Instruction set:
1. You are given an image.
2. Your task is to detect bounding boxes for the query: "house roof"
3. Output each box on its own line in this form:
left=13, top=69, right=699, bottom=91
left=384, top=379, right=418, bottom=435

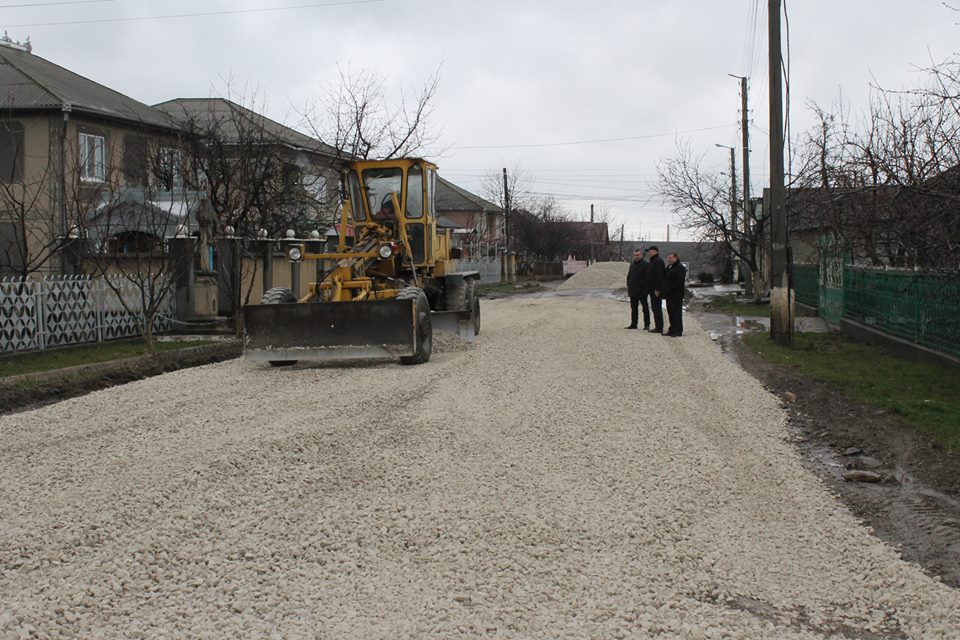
left=154, top=98, right=340, bottom=159
left=0, top=45, right=176, bottom=130
left=436, top=176, right=503, bottom=215
left=563, top=220, right=610, bottom=244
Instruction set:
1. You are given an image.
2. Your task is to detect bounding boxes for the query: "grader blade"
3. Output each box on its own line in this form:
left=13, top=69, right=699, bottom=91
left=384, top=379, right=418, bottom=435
left=430, top=310, right=476, bottom=343
left=243, top=299, right=417, bottom=363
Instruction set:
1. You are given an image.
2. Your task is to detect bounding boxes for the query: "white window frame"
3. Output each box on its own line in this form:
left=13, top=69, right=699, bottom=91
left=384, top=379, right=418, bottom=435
left=158, top=146, right=183, bottom=192
left=79, top=132, right=106, bottom=182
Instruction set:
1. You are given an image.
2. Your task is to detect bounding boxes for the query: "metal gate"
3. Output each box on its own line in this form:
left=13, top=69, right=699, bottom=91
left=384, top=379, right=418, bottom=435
left=818, top=235, right=846, bottom=324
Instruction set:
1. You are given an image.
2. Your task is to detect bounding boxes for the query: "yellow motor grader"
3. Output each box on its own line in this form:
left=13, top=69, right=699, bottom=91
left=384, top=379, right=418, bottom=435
left=242, top=158, right=480, bottom=366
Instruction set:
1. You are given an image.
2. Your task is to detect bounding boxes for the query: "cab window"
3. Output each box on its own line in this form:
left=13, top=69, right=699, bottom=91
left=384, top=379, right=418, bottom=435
left=406, top=164, right=424, bottom=219
left=347, top=170, right=366, bottom=221
left=362, top=167, right=403, bottom=220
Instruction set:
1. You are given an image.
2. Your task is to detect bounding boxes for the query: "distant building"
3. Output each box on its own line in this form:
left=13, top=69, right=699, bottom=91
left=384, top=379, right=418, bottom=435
left=435, top=176, right=504, bottom=257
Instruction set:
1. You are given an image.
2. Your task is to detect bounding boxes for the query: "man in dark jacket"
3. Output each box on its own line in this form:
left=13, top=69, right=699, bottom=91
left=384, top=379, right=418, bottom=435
left=625, top=247, right=649, bottom=329
left=661, top=251, right=687, bottom=337
left=645, top=246, right=666, bottom=333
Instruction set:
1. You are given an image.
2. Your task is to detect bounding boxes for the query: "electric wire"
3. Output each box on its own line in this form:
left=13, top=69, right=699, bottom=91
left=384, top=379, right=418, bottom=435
left=0, top=0, right=385, bottom=28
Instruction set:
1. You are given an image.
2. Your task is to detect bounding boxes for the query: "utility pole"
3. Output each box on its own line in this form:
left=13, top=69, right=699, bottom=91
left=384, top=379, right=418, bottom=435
left=619, top=224, right=625, bottom=260
left=768, top=0, right=792, bottom=345
left=590, top=203, right=595, bottom=264
left=715, top=143, right=739, bottom=283
left=502, top=167, right=512, bottom=282
left=734, top=74, right=753, bottom=296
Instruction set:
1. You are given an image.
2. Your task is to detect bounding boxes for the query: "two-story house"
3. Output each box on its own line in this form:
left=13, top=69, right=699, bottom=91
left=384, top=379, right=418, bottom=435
left=0, top=36, right=188, bottom=277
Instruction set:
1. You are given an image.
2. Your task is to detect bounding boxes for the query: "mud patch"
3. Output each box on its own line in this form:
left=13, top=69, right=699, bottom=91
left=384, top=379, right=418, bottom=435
left=733, top=337, right=960, bottom=588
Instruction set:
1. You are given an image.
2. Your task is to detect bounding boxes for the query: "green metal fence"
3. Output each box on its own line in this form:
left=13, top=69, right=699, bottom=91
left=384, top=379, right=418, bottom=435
left=792, top=264, right=820, bottom=308
left=843, top=268, right=960, bottom=358
left=790, top=261, right=960, bottom=358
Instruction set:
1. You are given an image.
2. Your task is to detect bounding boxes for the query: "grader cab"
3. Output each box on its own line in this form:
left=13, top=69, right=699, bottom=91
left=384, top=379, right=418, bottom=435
left=242, top=158, right=481, bottom=366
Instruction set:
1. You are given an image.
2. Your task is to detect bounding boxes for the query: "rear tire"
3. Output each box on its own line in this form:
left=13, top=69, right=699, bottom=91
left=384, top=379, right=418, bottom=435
left=444, top=278, right=468, bottom=312
left=465, top=278, right=481, bottom=335
left=397, top=287, right=432, bottom=365
left=260, top=287, right=298, bottom=367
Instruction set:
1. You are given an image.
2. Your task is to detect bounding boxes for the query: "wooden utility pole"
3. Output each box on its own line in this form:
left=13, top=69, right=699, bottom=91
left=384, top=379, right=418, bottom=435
left=727, top=146, right=739, bottom=282
left=740, top=76, right=753, bottom=294
left=590, top=203, right=595, bottom=264
left=717, top=143, right=739, bottom=282
left=502, top=168, right=510, bottom=254
left=768, top=0, right=792, bottom=345
left=619, top=224, right=625, bottom=260
left=502, top=167, right=512, bottom=282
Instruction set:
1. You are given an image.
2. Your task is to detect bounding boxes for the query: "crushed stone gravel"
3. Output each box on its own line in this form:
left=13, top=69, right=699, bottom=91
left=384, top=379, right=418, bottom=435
left=1, top=295, right=958, bottom=639
left=557, top=261, right=629, bottom=290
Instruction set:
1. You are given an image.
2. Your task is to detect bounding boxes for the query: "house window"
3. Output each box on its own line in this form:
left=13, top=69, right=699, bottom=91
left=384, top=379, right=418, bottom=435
left=0, top=121, right=24, bottom=183
left=79, top=133, right=106, bottom=182
left=302, top=173, right=327, bottom=202
left=157, top=147, right=183, bottom=192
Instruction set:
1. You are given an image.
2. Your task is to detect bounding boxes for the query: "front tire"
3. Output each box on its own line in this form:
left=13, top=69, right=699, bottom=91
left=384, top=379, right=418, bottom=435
left=397, top=287, right=432, bottom=365
left=465, top=278, right=481, bottom=335
left=260, top=287, right=299, bottom=367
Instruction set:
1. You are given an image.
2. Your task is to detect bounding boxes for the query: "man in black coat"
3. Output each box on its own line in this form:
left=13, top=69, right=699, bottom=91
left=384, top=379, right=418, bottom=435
left=661, top=251, right=687, bottom=337
left=625, top=247, right=649, bottom=329
left=645, top=246, right=666, bottom=334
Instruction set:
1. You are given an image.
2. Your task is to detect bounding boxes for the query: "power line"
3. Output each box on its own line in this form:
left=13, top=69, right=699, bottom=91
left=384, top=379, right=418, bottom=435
left=0, top=0, right=112, bottom=7
left=454, top=124, right=734, bottom=150
left=0, top=0, right=385, bottom=27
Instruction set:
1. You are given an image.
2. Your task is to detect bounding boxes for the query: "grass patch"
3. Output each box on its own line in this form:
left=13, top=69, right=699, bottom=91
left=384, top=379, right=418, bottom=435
left=743, top=332, right=960, bottom=451
left=0, top=340, right=213, bottom=379
left=707, top=296, right=769, bottom=317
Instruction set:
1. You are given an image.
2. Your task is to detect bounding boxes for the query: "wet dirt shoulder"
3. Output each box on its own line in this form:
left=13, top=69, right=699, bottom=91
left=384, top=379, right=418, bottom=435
left=732, top=337, right=960, bottom=588
left=0, top=341, right=241, bottom=415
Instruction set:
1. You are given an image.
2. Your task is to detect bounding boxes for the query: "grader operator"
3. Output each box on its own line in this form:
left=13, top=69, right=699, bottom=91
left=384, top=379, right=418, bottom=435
left=242, top=158, right=481, bottom=366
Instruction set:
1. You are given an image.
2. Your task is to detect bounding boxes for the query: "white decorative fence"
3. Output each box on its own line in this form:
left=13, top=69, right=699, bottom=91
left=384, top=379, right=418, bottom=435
left=453, top=258, right=503, bottom=285
left=563, top=258, right=589, bottom=276
left=0, top=276, right=176, bottom=354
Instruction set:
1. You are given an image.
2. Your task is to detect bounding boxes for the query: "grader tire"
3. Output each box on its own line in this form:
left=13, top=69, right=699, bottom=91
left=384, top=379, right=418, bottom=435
left=465, top=278, right=481, bottom=335
left=259, top=287, right=299, bottom=367
left=445, top=278, right=468, bottom=312
left=397, top=287, right=432, bottom=365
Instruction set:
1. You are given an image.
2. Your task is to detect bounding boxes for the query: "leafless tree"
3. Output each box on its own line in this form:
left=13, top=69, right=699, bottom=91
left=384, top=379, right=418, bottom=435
left=0, top=120, right=68, bottom=280
left=656, top=140, right=769, bottom=298
left=164, top=86, right=338, bottom=320
left=71, top=146, right=193, bottom=351
left=301, top=64, right=443, bottom=161
left=793, top=59, right=960, bottom=272
left=512, top=197, right=582, bottom=271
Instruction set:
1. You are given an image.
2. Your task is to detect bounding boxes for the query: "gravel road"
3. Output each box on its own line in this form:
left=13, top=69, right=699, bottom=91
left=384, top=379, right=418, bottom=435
left=2, top=294, right=959, bottom=639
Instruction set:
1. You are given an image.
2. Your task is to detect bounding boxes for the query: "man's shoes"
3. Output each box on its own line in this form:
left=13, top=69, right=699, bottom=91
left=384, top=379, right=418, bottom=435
left=648, top=328, right=663, bottom=334
left=624, top=326, right=637, bottom=330
left=643, top=325, right=650, bottom=330
left=671, top=334, right=682, bottom=338
left=663, top=332, right=674, bottom=337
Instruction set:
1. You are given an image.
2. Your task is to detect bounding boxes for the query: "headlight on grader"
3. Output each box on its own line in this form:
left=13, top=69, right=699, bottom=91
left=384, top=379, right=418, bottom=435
left=288, top=246, right=303, bottom=262
left=378, top=244, right=394, bottom=260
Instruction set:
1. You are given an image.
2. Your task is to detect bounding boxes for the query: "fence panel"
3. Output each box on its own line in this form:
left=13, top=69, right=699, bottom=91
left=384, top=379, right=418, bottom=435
left=453, top=258, right=503, bottom=285
left=843, top=268, right=960, bottom=358
left=0, top=275, right=176, bottom=355
left=819, top=239, right=846, bottom=324
left=792, top=264, right=820, bottom=308
left=0, top=278, right=41, bottom=352
left=563, top=259, right=589, bottom=276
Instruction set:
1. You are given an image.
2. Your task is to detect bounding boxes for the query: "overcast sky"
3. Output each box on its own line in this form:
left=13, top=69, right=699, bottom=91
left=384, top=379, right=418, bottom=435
left=3, top=0, right=958, bottom=240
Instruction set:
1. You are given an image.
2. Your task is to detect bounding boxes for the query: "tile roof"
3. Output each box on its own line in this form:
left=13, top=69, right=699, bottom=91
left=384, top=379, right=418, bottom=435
left=0, top=45, right=176, bottom=130
left=154, top=98, right=340, bottom=158
left=436, top=176, right=503, bottom=214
